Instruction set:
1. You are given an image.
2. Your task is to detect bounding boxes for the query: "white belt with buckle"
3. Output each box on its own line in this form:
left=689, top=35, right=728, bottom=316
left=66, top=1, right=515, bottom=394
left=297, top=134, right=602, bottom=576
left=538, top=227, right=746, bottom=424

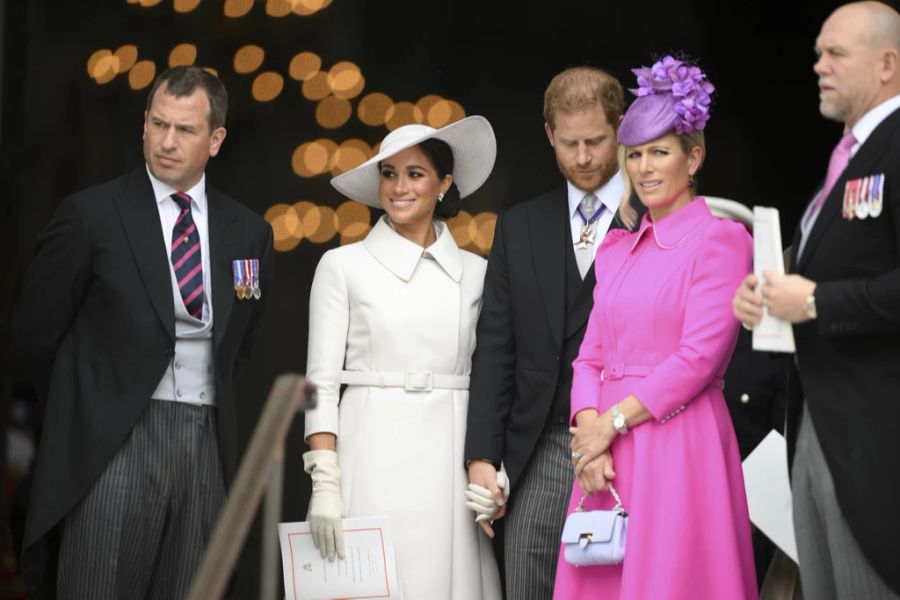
left=340, top=370, right=469, bottom=392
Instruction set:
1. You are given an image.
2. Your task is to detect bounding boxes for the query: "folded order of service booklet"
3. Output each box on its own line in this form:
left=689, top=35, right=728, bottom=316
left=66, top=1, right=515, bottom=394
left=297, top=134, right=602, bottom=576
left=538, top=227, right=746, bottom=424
left=279, top=516, right=401, bottom=600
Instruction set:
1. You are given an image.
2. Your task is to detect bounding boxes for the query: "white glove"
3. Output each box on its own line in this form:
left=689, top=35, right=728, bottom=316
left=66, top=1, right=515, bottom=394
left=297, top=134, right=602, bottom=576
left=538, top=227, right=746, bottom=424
left=465, top=469, right=510, bottom=523
left=303, top=449, right=345, bottom=561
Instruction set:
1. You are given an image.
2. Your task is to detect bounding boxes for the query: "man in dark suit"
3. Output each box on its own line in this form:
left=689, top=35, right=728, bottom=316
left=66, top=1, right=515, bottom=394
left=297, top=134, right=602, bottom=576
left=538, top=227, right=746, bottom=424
left=464, top=67, right=634, bottom=598
left=14, top=66, right=274, bottom=598
left=734, top=2, right=900, bottom=596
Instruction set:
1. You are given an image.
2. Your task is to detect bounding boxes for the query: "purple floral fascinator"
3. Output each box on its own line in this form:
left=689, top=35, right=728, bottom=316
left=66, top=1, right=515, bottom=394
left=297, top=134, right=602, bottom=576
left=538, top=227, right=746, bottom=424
left=618, top=55, right=715, bottom=146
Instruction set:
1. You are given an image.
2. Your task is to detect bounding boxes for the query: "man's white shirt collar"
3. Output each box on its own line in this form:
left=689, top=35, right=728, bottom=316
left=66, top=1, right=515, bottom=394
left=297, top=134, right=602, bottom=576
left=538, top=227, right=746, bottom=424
left=146, top=164, right=208, bottom=215
left=567, top=170, right=625, bottom=219
left=850, top=93, right=900, bottom=156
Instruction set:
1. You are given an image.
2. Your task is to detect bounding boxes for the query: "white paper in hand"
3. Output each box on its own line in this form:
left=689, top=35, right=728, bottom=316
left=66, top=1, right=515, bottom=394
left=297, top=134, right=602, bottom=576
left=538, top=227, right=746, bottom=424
left=279, top=516, right=401, bottom=600
left=752, top=206, right=796, bottom=353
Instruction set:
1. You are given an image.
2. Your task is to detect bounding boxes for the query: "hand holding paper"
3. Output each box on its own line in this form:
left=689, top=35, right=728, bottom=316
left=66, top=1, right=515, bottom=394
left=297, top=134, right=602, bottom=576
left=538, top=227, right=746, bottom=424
left=760, top=272, right=817, bottom=323
left=279, top=517, right=401, bottom=600
left=749, top=207, right=796, bottom=353
left=302, top=449, right=345, bottom=560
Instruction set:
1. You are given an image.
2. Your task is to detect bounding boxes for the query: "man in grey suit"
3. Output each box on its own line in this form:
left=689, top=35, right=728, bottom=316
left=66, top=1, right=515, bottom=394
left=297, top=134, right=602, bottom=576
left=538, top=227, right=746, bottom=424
left=465, top=67, right=635, bottom=598
left=734, top=2, right=900, bottom=597
left=15, top=66, right=273, bottom=598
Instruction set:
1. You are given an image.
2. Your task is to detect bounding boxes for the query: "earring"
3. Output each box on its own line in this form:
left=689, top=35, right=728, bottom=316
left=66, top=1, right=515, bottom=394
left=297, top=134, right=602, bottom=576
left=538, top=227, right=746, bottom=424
left=437, top=192, right=445, bottom=202
left=688, top=175, right=695, bottom=188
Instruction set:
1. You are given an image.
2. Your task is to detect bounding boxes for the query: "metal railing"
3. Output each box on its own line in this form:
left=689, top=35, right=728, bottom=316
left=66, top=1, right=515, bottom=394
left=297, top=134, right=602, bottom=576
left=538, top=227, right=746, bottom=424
left=186, top=373, right=316, bottom=600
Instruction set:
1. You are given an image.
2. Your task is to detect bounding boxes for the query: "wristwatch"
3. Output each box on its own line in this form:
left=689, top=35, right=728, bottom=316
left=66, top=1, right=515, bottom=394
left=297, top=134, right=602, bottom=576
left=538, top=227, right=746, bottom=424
left=805, top=294, right=817, bottom=320
left=611, top=404, right=629, bottom=434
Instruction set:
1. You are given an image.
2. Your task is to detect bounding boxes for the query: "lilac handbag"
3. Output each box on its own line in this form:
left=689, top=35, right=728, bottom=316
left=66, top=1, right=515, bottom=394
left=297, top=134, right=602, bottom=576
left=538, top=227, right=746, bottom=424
left=561, top=483, right=628, bottom=566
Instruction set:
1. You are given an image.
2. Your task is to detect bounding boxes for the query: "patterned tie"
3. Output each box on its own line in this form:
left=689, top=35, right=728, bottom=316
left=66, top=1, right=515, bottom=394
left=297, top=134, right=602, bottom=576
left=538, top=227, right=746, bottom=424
left=574, top=193, right=600, bottom=279
left=170, top=192, right=204, bottom=319
left=816, top=130, right=857, bottom=211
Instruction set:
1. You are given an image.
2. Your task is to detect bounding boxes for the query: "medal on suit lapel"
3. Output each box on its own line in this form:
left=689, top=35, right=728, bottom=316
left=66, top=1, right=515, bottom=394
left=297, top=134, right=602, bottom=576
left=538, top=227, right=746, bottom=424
left=842, top=180, right=854, bottom=220
left=249, top=259, right=261, bottom=299
left=869, top=173, right=884, bottom=218
left=855, top=175, right=870, bottom=220
left=233, top=259, right=246, bottom=300
left=845, top=179, right=859, bottom=221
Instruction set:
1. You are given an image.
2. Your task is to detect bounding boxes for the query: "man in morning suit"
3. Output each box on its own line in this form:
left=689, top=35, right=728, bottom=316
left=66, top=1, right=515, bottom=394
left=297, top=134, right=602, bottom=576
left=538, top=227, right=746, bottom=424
left=14, top=66, right=274, bottom=598
left=464, top=67, right=635, bottom=598
left=734, top=2, right=900, bottom=597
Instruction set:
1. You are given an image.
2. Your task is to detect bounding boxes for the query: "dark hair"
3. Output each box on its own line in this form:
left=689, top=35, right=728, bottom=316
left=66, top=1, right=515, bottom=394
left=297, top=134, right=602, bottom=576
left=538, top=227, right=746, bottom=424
left=146, top=66, right=228, bottom=130
left=416, top=138, right=461, bottom=219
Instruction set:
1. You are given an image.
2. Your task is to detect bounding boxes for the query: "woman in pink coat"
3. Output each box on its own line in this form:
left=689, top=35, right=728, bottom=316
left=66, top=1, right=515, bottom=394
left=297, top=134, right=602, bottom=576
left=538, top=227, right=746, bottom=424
left=553, top=56, right=758, bottom=600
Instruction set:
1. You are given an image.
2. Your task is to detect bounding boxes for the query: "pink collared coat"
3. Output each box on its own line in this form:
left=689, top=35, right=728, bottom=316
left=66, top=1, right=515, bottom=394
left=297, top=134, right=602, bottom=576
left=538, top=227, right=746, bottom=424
left=553, top=198, right=758, bottom=600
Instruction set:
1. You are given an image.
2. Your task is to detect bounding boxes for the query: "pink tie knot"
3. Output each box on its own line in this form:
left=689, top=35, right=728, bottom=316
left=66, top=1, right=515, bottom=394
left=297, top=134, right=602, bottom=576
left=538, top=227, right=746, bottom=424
left=837, top=130, right=857, bottom=153
left=818, top=130, right=858, bottom=207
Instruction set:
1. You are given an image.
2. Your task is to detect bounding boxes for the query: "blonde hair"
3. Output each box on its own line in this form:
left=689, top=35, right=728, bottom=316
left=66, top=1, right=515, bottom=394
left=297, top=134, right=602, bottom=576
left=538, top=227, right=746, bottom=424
left=543, top=67, right=625, bottom=129
left=617, top=129, right=706, bottom=228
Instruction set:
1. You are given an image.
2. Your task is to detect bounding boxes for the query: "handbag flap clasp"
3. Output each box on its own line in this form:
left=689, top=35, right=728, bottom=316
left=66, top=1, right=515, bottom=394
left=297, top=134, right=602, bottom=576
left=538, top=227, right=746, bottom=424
left=561, top=510, right=620, bottom=544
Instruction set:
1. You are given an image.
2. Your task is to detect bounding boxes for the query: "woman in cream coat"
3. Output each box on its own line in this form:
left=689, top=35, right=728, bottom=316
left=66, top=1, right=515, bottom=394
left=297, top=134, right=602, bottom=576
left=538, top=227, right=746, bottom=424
left=302, top=116, right=502, bottom=599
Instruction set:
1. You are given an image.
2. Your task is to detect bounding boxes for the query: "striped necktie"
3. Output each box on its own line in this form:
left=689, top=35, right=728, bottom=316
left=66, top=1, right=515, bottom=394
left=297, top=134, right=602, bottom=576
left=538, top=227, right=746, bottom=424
left=170, top=192, right=204, bottom=319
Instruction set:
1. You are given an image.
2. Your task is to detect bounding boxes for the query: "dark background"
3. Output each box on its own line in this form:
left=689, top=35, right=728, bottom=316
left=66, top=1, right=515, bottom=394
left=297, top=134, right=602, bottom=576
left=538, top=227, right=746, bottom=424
left=0, top=0, right=876, bottom=596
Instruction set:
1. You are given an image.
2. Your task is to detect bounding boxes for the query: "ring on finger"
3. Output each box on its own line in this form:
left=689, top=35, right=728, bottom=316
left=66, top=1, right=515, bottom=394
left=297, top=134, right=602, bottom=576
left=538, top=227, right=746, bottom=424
left=572, top=450, right=582, bottom=461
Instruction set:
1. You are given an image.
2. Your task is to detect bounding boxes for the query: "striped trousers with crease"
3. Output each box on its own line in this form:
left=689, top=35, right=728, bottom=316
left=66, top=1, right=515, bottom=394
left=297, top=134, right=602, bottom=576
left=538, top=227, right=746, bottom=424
left=57, top=400, right=226, bottom=600
left=504, top=422, right=574, bottom=600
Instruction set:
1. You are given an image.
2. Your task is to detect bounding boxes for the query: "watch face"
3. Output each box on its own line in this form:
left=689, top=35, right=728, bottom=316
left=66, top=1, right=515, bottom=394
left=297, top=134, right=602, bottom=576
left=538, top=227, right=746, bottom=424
left=613, top=414, right=626, bottom=429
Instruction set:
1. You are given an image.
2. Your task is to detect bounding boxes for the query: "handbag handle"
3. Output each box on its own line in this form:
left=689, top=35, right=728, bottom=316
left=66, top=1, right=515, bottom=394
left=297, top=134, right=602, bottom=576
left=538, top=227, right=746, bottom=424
left=575, top=483, right=626, bottom=515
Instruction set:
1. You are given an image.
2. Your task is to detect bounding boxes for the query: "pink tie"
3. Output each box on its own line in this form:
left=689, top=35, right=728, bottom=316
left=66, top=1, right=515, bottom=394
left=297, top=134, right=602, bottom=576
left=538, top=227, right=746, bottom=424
left=816, top=131, right=857, bottom=209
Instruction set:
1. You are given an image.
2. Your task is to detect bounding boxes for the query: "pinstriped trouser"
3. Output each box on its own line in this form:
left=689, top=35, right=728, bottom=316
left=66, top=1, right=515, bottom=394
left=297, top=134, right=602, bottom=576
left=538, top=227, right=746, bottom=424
left=792, top=405, right=899, bottom=600
left=504, top=422, right=574, bottom=600
left=57, top=400, right=226, bottom=600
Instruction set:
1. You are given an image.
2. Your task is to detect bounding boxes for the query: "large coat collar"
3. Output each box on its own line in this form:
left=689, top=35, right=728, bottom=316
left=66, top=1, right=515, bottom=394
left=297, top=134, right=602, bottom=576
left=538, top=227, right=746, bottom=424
left=794, top=105, right=900, bottom=271
left=630, top=196, right=712, bottom=252
left=363, top=215, right=463, bottom=282
left=113, top=167, right=238, bottom=347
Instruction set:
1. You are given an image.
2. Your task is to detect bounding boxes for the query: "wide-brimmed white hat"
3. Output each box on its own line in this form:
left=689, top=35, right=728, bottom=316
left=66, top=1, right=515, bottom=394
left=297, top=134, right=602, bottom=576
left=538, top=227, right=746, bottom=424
left=331, top=115, right=497, bottom=208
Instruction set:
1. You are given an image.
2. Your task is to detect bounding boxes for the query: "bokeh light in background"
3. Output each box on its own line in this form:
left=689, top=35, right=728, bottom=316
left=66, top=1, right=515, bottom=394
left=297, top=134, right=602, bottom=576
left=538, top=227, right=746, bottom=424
left=288, top=52, right=321, bottom=81
left=385, top=101, right=421, bottom=131
left=327, top=62, right=364, bottom=100
left=332, top=139, right=371, bottom=175
left=234, top=45, right=265, bottom=74
left=357, top=93, right=393, bottom=126
left=292, top=0, right=333, bottom=16
left=252, top=72, right=284, bottom=102
left=292, top=139, right=338, bottom=178
left=94, top=1, right=493, bottom=254
left=114, top=45, right=138, bottom=72
left=224, top=0, right=254, bottom=17
left=129, top=60, right=156, bottom=89
left=168, top=43, right=197, bottom=67
left=301, top=71, right=331, bottom=101
left=174, top=0, right=202, bottom=12
left=315, top=96, right=352, bottom=129
left=446, top=211, right=497, bottom=255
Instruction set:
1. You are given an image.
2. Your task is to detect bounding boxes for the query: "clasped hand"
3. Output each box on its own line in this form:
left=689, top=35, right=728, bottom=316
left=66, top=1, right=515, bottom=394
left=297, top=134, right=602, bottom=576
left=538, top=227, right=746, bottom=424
left=576, top=451, right=616, bottom=495
left=465, top=460, right=509, bottom=539
left=733, top=271, right=816, bottom=326
left=570, top=409, right=616, bottom=476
